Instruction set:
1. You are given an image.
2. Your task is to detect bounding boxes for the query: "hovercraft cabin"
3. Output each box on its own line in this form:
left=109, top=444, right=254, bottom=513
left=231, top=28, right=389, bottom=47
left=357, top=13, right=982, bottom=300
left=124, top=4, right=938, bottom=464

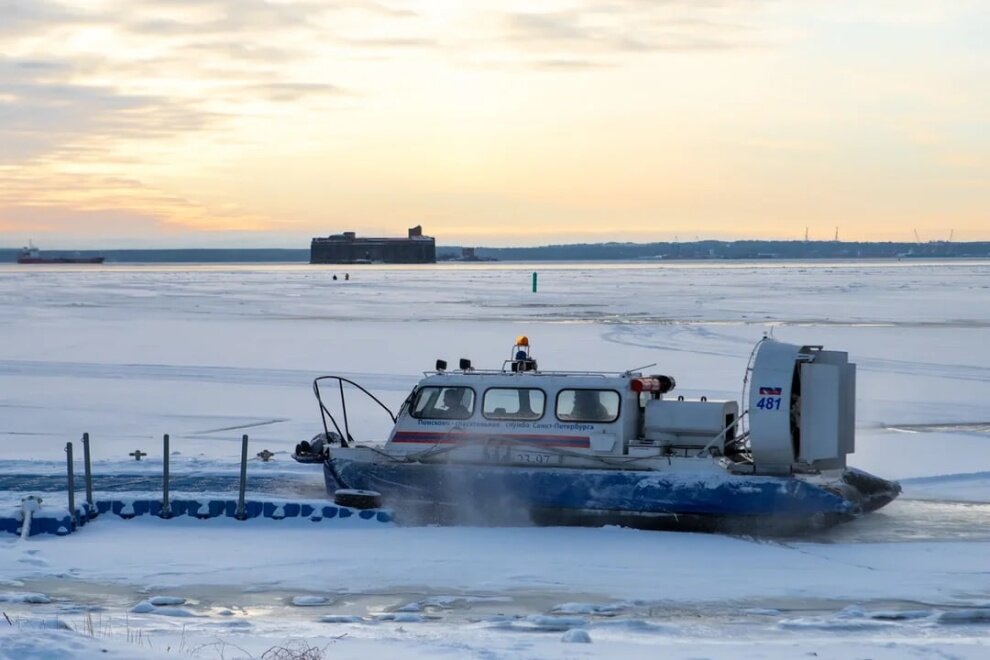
left=310, top=226, right=436, bottom=264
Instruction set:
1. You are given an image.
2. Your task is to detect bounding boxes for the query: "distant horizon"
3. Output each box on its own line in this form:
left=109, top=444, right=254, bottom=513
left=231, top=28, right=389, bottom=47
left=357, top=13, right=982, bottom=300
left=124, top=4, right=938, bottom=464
left=3, top=239, right=989, bottom=265
left=3, top=236, right=988, bottom=253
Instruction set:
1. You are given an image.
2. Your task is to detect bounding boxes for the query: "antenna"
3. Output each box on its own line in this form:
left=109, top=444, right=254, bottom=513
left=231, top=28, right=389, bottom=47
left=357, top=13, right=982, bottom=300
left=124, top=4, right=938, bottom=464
left=913, top=229, right=922, bottom=244
left=948, top=229, right=954, bottom=242
left=834, top=226, right=839, bottom=242
left=804, top=227, right=809, bottom=242
left=622, top=362, right=657, bottom=377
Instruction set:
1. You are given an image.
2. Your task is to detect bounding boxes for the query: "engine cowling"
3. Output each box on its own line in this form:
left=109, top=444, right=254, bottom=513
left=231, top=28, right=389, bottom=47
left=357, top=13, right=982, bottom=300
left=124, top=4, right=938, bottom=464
left=748, top=340, right=856, bottom=474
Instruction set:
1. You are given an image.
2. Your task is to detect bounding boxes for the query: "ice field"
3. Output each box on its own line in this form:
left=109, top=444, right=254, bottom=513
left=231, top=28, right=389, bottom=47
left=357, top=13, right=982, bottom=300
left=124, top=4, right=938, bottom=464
left=1, top=260, right=990, bottom=658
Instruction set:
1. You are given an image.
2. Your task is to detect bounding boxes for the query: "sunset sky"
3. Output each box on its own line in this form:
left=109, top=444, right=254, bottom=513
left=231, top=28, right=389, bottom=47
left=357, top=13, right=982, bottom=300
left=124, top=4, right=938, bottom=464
left=1, top=0, right=987, bottom=247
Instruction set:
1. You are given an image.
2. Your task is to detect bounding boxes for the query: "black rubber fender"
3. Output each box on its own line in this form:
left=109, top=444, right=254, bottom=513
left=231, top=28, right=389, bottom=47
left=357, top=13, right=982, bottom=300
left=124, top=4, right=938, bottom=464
left=333, top=489, right=382, bottom=510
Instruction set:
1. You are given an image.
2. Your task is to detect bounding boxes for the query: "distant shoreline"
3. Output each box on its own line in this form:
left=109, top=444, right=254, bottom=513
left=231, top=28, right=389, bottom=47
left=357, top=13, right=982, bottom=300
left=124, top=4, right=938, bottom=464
left=1, top=240, right=988, bottom=263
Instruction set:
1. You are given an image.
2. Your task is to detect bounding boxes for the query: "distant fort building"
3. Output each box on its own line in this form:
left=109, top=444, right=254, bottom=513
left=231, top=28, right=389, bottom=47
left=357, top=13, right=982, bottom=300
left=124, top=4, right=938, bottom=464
left=310, top=226, right=436, bottom=264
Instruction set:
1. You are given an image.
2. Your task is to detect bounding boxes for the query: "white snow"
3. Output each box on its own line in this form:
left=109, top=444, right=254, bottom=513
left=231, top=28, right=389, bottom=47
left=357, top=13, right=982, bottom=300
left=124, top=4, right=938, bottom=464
left=291, top=595, right=331, bottom=607
left=0, top=592, right=51, bottom=604
left=1, top=260, right=990, bottom=658
left=561, top=628, right=593, bottom=643
left=319, top=614, right=365, bottom=623
left=128, top=600, right=198, bottom=617
left=147, top=596, right=186, bottom=606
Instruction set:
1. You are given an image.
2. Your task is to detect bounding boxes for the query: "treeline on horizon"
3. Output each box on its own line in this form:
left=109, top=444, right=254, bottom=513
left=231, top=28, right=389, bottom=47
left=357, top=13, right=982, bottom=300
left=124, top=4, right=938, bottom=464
left=453, top=239, right=990, bottom=261
left=2, top=240, right=989, bottom=263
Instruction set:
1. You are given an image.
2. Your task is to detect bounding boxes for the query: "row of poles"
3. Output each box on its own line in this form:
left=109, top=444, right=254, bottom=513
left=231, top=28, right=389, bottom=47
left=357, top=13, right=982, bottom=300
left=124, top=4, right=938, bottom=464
left=63, top=433, right=252, bottom=531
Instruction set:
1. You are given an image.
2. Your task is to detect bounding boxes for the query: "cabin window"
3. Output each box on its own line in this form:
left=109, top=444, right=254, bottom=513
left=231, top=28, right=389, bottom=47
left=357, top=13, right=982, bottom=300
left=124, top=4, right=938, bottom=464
left=482, top=388, right=546, bottom=421
left=556, top=389, right=621, bottom=423
left=409, top=386, right=475, bottom=420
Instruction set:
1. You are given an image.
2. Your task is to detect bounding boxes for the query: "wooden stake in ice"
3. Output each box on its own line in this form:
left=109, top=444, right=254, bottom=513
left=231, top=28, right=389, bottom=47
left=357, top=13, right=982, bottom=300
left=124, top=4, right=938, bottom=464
left=236, top=434, right=248, bottom=520
left=65, top=442, right=76, bottom=531
left=162, top=434, right=171, bottom=519
left=20, top=496, right=42, bottom=540
left=82, top=432, right=94, bottom=512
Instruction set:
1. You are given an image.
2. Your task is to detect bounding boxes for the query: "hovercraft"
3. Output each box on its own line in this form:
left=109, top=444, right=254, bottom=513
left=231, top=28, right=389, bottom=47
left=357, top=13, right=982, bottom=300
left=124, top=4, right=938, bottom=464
left=293, top=337, right=900, bottom=533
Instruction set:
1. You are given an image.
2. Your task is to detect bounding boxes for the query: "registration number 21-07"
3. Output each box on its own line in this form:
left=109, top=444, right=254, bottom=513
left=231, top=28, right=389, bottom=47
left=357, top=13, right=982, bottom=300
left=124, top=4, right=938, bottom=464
left=515, top=452, right=553, bottom=465
left=756, top=397, right=782, bottom=411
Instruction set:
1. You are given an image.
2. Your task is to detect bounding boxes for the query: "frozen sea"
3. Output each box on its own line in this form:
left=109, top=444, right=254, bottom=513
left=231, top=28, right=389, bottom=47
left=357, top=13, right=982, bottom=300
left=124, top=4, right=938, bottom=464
left=1, top=260, right=989, bottom=658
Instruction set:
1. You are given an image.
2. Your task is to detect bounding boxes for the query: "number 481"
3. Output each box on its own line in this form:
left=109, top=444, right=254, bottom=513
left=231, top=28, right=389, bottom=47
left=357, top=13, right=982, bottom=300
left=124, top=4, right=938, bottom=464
left=756, top=397, right=782, bottom=410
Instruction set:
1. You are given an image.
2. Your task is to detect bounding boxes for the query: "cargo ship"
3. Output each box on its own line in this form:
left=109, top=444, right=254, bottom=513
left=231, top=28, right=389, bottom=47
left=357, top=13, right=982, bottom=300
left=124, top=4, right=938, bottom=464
left=16, top=244, right=105, bottom=264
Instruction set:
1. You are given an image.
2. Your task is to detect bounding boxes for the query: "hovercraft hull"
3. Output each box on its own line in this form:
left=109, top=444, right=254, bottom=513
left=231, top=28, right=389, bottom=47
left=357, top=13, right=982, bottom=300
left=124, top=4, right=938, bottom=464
left=324, top=457, right=900, bottom=534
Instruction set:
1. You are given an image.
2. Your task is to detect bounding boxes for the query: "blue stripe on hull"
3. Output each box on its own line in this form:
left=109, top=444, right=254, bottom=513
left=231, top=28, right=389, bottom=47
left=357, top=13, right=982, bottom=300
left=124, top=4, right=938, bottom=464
left=325, top=459, right=857, bottom=522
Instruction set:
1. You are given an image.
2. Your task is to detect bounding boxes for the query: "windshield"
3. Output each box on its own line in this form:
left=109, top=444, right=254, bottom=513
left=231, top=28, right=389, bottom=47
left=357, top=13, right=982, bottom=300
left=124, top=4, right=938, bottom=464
left=410, top=386, right=476, bottom=420
left=483, top=388, right=545, bottom=420
left=556, top=389, right=621, bottom=423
